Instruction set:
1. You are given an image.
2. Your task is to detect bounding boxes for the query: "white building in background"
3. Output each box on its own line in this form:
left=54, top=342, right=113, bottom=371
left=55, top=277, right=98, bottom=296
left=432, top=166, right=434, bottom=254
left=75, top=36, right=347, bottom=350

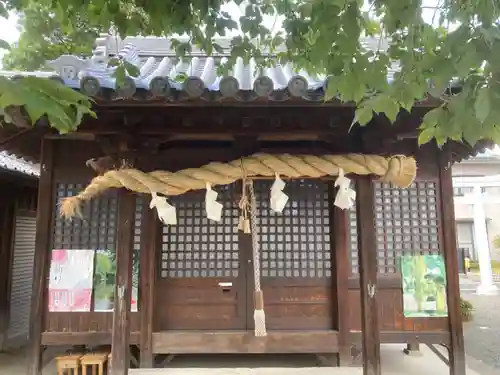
left=453, top=150, right=500, bottom=295
left=453, top=150, right=500, bottom=263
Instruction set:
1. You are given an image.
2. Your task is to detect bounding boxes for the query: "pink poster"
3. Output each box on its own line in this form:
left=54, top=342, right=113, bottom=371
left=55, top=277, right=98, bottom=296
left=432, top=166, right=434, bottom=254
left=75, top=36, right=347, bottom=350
left=48, top=249, right=95, bottom=312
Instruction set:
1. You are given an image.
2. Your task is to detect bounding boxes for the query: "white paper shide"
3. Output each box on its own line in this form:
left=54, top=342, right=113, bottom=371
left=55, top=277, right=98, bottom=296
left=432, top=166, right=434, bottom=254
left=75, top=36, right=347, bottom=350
left=270, top=174, right=289, bottom=213
left=205, top=183, right=223, bottom=222
left=334, top=168, right=356, bottom=210
left=150, top=191, right=177, bottom=225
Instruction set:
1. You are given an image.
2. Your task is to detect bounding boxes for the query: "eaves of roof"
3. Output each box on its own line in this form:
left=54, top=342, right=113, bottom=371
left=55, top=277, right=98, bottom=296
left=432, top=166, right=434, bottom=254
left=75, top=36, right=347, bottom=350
left=0, top=151, right=40, bottom=177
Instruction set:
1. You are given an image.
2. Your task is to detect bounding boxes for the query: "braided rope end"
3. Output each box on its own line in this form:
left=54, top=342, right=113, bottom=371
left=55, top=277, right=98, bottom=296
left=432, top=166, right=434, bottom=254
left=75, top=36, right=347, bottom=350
left=383, top=155, right=417, bottom=188
left=59, top=196, right=84, bottom=220
left=254, top=309, right=267, bottom=337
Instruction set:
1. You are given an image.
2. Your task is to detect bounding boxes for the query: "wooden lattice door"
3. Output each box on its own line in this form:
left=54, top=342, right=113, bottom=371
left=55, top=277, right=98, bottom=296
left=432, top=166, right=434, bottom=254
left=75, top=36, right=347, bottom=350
left=155, top=184, right=245, bottom=330
left=254, top=179, right=333, bottom=330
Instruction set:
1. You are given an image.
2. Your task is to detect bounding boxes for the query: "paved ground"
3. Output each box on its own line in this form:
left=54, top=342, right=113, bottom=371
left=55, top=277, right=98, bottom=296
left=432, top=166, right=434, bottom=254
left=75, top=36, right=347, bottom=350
left=460, top=275, right=500, bottom=373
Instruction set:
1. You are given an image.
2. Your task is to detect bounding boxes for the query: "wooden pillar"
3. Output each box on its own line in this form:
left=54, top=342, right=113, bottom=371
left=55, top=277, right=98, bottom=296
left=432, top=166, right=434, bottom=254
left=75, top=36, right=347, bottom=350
left=139, top=201, right=158, bottom=368
left=232, top=136, right=258, bottom=331
left=355, top=177, right=381, bottom=375
left=0, top=202, right=14, bottom=350
left=330, top=184, right=351, bottom=366
left=111, top=190, right=136, bottom=375
left=438, top=151, right=466, bottom=375
left=26, top=138, right=55, bottom=375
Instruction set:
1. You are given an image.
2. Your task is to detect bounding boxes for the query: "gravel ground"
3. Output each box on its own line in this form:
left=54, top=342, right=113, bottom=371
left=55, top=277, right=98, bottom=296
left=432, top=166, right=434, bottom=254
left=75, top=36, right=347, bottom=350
left=462, top=292, right=500, bottom=371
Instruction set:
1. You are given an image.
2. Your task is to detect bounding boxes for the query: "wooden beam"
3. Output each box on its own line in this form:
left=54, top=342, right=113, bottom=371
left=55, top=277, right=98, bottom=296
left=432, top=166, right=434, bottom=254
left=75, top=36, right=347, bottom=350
left=151, top=331, right=340, bottom=354
left=26, top=138, right=55, bottom=375
left=110, top=190, right=136, bottom=375
left=331, top=198, right=351, bottom=366
left=355, top=177, right=381, bottom=375
left=438, top=150, right=466, bottom=375
left=139, top=200, right=158, bottom=368
left=41, top=332, right=141, bottom=346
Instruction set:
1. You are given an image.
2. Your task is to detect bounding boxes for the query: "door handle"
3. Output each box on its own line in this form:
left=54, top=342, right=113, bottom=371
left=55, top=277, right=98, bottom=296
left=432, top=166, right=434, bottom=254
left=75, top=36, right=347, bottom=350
left=218, top=281, right=232, bottom=293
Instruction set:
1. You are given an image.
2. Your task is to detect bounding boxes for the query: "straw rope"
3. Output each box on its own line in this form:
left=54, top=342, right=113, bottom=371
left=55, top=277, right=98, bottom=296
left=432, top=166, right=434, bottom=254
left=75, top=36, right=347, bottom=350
left=60, top=153, right=417, bottom=219
left=248, top=180, right=267, bottom=336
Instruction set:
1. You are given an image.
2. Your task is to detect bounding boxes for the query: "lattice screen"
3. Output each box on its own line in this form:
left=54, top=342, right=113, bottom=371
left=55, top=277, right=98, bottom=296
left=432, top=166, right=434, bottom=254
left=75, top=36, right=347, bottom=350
left=348, top=208, right=359, bottom=274
left=254, top=179, right=331, bottom=278
left=160, top=184, right=240, bottom=278
left=132, top=196, right=142, bottom=310
left=133, top=196, right=143, bottom=253
left=52, top=183, right=118, bottom=250
left=348, top=181, right=441, bottom=274
left=374, top=181, right=440, bottom=273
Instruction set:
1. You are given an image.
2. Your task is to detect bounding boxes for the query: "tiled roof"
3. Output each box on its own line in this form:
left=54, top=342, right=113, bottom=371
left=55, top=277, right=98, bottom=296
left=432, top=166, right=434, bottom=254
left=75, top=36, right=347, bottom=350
left=0, top=151, right=40, bottom=176
left=0, top=35, right=410, bottom=102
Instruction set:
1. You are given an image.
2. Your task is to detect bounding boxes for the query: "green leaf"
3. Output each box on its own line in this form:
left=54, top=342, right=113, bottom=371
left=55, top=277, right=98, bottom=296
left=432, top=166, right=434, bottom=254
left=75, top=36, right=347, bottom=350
left=124, top=61, right=140, bottom=78
left=0, top=39, right=10, bottom=50
left=421, top=107, right=443, bottom=129
left=113, top=65, right=127, bottom=87
left=354, top=106, right=374, bottom=126
left=474, top=87, right=491, bottom=123
left=418, top=128, right=436, bottom=146
left=324, top=77, right=338, bottom=101
left=371, top=95, right=399, bottom=122
left=108, top=58, right=121, bottom=67
left=0, top=2, right=7, bottom=18
left=174, top=73, right=188, bottom=82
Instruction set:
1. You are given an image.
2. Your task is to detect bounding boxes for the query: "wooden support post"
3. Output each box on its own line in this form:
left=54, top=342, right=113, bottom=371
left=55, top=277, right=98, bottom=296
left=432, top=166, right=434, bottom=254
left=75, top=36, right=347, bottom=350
left=232, top=136, right=259, bottom=331
left=355, top=177, right=381, bottom=375
left=26, top=138, right=55, bottom=375
left=438, top=151, right=466, bottom=375
left=330, top=184, right=351, bottom=366
left=0, top=203, right=14, bottom=350
left=110, top=190, right=136, bottom=375
left=403, top=342, right=421, bottom=356
left=139, top=202, right=158, bottom=368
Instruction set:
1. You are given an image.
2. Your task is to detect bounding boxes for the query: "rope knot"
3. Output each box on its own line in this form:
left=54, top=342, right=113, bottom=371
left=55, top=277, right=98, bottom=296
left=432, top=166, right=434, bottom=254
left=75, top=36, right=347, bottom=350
left=381, top=155, right=417, bottom=188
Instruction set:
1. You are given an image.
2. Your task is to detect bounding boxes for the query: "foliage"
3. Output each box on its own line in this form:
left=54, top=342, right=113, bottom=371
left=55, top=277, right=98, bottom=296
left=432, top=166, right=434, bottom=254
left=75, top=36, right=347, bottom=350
left=3, top=0, right=500, bottom=145
left=2, top=2, right=101, bottom=71
left=0, top=75, right=95, bottom=132
left=469, top=259, right=500, bottom=272
left=493, top=235, right=500, bottom=252
left=460, top=297, right=473, bottom=320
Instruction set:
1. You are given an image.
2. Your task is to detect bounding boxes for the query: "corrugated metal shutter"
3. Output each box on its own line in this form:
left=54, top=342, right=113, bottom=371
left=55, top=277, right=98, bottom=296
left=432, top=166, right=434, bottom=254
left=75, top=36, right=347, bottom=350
left=5, top=214, right=36, bottom=348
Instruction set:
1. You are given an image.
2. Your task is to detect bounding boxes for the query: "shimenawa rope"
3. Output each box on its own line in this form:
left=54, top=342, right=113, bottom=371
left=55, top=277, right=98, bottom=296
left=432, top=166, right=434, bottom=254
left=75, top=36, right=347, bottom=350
left=59, top=153, right=416, bottom=219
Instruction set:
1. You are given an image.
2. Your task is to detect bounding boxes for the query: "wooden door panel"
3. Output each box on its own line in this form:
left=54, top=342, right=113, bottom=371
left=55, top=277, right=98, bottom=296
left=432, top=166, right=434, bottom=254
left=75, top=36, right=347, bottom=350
left=156, top=278, right=243, bottom=330
left=155, top=185, right=245, bottom=330
left=255, top=180, right=335, bottom=331
left=262, top=280, right=332, bottom=330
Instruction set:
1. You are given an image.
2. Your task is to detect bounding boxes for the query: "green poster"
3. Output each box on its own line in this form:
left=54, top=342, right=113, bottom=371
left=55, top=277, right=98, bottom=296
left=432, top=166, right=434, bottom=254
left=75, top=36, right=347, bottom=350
left=400, top=254, right=448, bottom=318
left=93, top=249, right=139, bottom=312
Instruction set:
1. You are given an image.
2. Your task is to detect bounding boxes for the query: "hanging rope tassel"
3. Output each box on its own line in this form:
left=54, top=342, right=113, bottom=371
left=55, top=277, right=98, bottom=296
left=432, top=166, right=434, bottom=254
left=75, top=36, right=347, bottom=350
left=238, top=163, right=251, bottom=234
left=248, top=180, right=267, bottom=337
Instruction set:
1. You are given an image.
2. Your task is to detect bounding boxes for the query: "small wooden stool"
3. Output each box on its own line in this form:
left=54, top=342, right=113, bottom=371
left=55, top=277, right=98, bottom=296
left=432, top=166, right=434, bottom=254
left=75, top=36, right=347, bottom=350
left=55, top=354, right=83, bottom=375
left=80, top=352, right=108, bottom=375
